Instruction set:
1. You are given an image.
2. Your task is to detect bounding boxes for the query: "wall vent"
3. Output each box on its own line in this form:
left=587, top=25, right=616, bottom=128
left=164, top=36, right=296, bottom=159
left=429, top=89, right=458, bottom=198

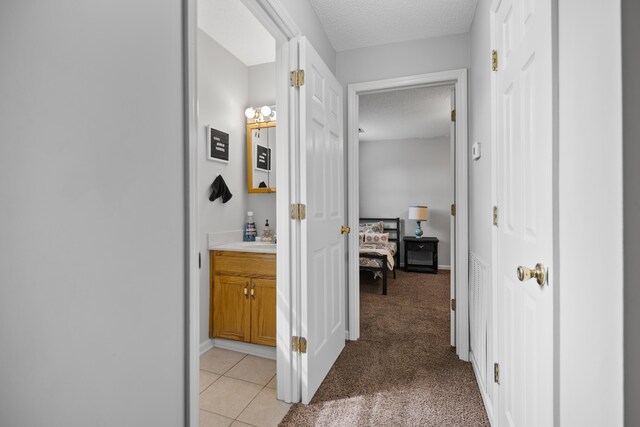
left=469, top=252, right=489, bottom=389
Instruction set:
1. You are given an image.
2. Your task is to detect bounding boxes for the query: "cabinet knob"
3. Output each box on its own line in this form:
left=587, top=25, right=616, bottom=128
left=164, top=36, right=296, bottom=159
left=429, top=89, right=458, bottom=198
left=244, top=282, right=249, bottom=298
left=251, top=282, right=256, bottom=299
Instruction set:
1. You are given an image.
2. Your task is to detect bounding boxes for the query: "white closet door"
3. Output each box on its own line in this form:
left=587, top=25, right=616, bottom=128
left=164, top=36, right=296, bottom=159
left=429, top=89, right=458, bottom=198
left=493, top=0, right=554, bottom=425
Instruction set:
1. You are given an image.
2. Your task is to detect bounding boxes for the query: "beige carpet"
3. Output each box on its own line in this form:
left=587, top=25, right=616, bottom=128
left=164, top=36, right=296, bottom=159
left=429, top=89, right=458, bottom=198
left=280, top=269, right=490, bottom=426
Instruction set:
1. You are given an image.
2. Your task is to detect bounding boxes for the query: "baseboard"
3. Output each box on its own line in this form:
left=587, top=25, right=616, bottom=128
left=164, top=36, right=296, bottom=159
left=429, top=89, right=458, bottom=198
left=200, top=339, right=215, bottom=355
left=201, top=338, right=276, bottom=360
left=470, top=350, right=494, bottom=426
left=398, top=263, right=451, bottom=270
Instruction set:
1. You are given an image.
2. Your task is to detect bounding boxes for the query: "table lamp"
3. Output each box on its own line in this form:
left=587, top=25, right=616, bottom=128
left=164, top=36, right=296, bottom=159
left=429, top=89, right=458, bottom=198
left=408, top=206, right=428, bottom=238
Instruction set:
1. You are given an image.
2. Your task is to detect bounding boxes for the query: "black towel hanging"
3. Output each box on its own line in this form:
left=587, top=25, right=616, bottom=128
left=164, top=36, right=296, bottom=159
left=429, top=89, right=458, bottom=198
left=209, top=175, right=233, bottom=203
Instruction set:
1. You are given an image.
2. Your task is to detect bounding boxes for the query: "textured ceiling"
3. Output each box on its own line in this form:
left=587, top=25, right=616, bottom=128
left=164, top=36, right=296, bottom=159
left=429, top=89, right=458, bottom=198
left=359, top=85, right=452, bottom=142
left=198, top=0, right=275, bottom=66
left=308, top=0, right=478, bottom=52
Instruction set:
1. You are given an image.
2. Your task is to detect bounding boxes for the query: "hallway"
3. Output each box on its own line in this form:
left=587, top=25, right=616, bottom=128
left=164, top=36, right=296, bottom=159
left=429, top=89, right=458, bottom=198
left=281, top=270, right=489, bottom=426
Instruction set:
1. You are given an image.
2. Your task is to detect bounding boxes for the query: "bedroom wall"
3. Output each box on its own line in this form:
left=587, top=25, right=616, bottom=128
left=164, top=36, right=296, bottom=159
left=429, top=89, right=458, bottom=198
left=198, top=29, right=249, bottom=345
left=359, top=137, right=452, bottom=267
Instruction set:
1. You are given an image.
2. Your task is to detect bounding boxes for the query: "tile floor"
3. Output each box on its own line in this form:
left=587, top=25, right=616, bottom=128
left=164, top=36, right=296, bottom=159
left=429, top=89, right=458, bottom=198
left=199, top=348, right=290, bottom=427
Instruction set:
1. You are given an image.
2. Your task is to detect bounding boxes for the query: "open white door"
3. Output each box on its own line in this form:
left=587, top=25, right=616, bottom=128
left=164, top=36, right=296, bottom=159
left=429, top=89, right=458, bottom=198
left=449, top=87, right=456, bottom=347
left=493, top=0, right=554, bottom=425
left=297, top=36, right=346, bottom=404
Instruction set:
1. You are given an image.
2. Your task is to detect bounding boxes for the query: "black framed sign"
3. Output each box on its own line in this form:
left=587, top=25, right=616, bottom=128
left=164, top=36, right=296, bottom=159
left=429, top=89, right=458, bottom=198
left=207, top=126, right=229, bottom=163
left=255, top=144, right=271, bottom=171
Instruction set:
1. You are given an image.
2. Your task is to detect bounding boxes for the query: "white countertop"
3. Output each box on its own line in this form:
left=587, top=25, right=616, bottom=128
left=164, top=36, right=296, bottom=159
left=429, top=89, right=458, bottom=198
left=209, top=241, right=277, bottom=254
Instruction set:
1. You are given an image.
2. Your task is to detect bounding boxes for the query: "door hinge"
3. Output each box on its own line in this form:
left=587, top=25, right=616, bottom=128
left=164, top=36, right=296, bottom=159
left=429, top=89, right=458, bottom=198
left=492, top=50, right=498, bottom=72
left=451, top=109, right=456, bottom=122
left=290, top=203, right=306, bottom=220
left=451, top=204, right=456, bottom=216
left=292, top=336, right=307, bottom=353
left=493, top=206, right=499, bottom=226
left=494, top=362, right=500, bottom=384
left=290, top=69, right=305, bottom=87
left=451, top=298, right=456, bottom=311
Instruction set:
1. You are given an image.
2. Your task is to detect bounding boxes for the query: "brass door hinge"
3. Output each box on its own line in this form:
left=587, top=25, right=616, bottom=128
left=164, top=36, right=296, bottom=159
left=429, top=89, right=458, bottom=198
left=451, top=109, right=456, bottom=122
left=492, top=50, right=498, bottom=72
left=494, top=362, right=500, bottom=384
left=292, top=336, right=307, bottom=353
left=493, top=206, right=499, bottom=226
left=451, top=299, right=456, bottom=311
left=290, top=203, right=306, bottom=220
left=451, top=204, right=456, bottom=216
left=290, top=69, right=305, bottom=87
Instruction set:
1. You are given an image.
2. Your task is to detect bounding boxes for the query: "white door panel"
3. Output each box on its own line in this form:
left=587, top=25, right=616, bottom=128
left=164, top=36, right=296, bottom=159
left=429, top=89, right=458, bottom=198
left=298, top=36, right=345, bottom=404
left=494, top=0, right=554, bottom=425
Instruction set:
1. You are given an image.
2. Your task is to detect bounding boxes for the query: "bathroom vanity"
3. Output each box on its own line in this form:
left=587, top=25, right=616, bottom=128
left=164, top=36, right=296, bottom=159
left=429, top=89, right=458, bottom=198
left=209, top=243, right=276, bottom=347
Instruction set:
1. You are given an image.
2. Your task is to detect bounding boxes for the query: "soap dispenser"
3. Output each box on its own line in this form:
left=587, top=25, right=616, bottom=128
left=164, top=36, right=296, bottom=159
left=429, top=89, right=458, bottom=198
left=262, top=219, right=273, bottom=243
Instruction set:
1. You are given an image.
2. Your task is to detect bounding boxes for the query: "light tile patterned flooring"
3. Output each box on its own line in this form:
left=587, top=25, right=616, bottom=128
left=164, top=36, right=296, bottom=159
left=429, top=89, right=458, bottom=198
left=200, top=348, right=290, bottom=427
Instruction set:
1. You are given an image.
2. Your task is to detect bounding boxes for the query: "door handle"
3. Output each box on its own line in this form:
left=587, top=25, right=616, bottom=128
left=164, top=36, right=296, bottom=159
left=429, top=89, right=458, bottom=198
left=251, top=281, right=256, bottom=299
left=244, top=281, right=249, bottom=298
left=341, top=225, right=351, bottom=235
left=517, top=263, right=547, bottom=286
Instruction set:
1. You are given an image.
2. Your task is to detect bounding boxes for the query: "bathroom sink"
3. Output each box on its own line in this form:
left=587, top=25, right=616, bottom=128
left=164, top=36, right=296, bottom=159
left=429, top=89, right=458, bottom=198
left=238, top=241, right=275, bottom=246
left=210, top=241, right=276, bottom=253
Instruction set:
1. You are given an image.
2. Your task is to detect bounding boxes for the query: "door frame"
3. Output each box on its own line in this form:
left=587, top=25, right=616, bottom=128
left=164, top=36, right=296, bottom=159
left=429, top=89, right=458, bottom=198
left=346, top=69, right=470, bottom=361
left=184, top=2, right=304, bottom=425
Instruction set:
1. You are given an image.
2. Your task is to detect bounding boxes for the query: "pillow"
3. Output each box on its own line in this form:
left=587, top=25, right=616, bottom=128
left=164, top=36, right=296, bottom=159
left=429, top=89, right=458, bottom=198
left=359, top=221, right=385, bottom=234
left=363, top=232, right=389, bottom=244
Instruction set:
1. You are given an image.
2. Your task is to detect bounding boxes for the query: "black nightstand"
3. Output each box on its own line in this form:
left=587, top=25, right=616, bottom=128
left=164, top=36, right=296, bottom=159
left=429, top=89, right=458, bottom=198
left=403, top=236, right=439, bottom=274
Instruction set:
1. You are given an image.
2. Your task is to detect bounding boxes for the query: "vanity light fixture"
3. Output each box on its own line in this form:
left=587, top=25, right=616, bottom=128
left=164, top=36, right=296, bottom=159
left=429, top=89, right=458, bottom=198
left=245, top=105, right=275, bottom=123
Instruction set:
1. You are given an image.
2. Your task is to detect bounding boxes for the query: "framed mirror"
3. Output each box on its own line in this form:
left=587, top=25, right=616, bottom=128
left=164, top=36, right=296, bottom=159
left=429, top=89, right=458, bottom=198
left=247, top=121, right=276, bottom=193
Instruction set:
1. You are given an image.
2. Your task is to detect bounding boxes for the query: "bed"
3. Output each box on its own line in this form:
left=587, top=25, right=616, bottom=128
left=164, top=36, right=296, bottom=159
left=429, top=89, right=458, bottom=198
left=359, top=217, right=401, bottom=295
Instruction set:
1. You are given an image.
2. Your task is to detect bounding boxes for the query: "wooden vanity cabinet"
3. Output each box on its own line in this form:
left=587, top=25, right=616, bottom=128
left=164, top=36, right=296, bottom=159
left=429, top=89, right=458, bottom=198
left=210, top=251, right=276, bottom=347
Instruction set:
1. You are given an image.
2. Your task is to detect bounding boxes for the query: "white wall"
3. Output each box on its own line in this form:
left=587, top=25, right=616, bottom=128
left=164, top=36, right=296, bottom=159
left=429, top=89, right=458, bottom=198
left=0, top=1, right=185, bottom=426
left=622, top=0, right=639, bottom=424
left=198, top=29, right=249, bottom=344
left=468, top=0, right=493, bottom=274
left=336, top=33, right=469, bottom=86
left=467, top=0, right=494, bottom=418
left=359, top=138, right=452, bottom=267
left=247, top=62, right=277, bottom=233
left=558, top=1, right=624, bottom=425
left=277, top=0, right=336, bottom=72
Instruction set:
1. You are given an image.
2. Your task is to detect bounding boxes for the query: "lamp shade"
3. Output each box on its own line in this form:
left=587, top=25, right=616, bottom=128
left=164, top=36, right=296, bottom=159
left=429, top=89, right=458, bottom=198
left=408, top=206, right=428, bottom=221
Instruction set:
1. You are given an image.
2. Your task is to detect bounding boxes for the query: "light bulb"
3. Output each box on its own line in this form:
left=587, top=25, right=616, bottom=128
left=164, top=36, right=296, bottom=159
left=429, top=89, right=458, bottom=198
left=244, top=107, right=256, bottom=119
left=260, top=105, right=272, bottom=117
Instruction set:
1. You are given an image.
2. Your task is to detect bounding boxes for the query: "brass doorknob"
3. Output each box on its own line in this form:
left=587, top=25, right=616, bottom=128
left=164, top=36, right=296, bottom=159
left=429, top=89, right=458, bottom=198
left=516, top=263, right=547, bottom=286
left=341, top=225, right=351, bottom=234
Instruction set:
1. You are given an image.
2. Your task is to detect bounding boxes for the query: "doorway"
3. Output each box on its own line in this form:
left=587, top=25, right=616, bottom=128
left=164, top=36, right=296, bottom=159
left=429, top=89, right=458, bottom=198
left=346, top=70, right=470, bottom=361
left=185, top=0, right=301, bottom=425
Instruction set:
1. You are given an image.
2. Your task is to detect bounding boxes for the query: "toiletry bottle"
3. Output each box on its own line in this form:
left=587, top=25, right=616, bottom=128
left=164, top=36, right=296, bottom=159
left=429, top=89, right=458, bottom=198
left=262, top=219, right=273, bottom=243
left=244, top=211, right=257, bottom=242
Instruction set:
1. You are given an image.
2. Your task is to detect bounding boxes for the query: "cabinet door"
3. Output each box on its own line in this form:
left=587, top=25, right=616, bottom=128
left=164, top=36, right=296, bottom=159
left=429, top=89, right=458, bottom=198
left=250, top=278, right=276, bottom=347
left=213, top=275, right=251, bottom=342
